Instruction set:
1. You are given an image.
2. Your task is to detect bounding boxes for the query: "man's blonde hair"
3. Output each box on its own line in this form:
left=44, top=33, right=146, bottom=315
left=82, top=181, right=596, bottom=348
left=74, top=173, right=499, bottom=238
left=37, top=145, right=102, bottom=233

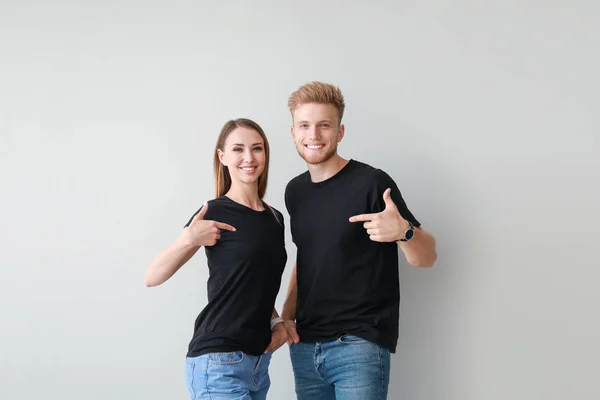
left=288, top=81, right=345, bottom=124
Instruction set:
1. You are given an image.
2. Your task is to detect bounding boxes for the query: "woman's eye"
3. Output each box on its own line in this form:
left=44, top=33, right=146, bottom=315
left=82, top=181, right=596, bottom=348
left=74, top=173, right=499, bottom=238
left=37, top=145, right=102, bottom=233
left=253, top=146, right=263, bottom=151
left=233, top=147, right=242, bottom=152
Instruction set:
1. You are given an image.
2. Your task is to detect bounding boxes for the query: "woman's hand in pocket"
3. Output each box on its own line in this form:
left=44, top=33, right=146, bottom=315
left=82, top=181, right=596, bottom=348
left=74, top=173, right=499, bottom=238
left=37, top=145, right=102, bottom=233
left=264, top=322, right=290, bottom=353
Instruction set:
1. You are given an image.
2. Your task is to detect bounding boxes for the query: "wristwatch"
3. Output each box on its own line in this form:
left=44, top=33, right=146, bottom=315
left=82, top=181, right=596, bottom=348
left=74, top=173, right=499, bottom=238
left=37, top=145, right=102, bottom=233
left=399, top=221, right=415, bottom=242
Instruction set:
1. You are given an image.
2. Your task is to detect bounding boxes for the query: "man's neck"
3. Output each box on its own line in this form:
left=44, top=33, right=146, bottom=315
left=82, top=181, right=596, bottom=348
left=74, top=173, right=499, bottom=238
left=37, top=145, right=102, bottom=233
left=307, top=154, right=349, bottom=183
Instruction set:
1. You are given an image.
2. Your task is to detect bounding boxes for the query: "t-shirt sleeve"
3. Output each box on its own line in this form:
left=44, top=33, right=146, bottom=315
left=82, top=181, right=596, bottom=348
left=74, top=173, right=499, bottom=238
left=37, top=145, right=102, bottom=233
left=183, top=203, right=207, bottom=228
left=373, top=170, right=421, bottom=228
left=284, top=182, right=296, bottom=244
left=284, top=182, right=293, bottom=215
left=275, top=208, right=285, bottom=230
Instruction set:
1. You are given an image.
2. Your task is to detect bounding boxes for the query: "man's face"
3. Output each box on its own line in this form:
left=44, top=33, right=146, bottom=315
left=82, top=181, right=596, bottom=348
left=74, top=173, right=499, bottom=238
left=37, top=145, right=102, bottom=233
left=291, top=103, right=345, bottom=165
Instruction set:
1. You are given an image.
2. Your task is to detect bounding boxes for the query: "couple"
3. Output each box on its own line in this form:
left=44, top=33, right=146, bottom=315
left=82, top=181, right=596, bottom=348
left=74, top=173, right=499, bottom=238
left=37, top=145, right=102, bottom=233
left=145, top=81, right=437, bottom=400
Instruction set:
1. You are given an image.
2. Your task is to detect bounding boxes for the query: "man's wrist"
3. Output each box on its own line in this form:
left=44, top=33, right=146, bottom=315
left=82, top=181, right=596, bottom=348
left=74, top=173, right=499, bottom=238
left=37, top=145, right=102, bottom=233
left=397, top=220, right=415, bottom=243
left=281, top=313, right=295, bottom=321
left=281, top=307, right=295, bottom=321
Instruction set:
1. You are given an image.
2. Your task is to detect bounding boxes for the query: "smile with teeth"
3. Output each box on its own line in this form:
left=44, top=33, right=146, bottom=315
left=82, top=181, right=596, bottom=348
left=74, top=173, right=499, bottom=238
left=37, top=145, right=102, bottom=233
left=305, top=144, right=324, bottom=150
left=240, top=166, right=257, bottom=172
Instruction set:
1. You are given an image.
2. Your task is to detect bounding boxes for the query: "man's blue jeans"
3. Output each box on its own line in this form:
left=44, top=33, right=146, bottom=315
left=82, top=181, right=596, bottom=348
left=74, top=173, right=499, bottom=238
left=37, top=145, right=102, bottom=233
left=185, top=351, right=272, bottom=400
left=289, top=334, right=391, bottom=400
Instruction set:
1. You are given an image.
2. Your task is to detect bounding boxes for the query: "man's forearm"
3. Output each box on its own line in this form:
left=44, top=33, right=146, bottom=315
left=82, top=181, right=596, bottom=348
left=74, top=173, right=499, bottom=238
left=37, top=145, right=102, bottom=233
left=281, top=264, right=297, bottom=320
left=398, top=228, right=437, bottom=268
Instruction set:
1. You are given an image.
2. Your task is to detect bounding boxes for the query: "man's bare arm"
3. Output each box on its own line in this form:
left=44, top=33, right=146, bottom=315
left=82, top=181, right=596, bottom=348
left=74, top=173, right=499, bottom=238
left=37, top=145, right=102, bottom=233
left=281, top=264, right=300, bottom=344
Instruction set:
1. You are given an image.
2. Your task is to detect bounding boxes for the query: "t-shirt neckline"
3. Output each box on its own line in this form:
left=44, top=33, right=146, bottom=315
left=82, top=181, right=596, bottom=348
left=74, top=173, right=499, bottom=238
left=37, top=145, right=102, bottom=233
left=306, top=159, right=356, bottom=188
left=221, top=195, right=268, bottom=214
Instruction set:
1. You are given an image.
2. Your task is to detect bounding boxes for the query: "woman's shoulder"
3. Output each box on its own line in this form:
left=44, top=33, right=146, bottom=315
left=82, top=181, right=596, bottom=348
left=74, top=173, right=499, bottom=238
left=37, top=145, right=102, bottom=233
left=262, top=201, right=283, bottom=215
left=208, top=196, right=228, bottom=206
left=183, top=197, right=227, bottom=227
left=262, top=203, right=285, bottom=227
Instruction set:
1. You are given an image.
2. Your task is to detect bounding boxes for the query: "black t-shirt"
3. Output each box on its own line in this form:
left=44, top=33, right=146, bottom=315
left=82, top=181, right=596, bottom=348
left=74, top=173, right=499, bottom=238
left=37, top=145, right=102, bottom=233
left=184, top=196, right=287, bottom=357
left=285, top=160, right=420, bottom=353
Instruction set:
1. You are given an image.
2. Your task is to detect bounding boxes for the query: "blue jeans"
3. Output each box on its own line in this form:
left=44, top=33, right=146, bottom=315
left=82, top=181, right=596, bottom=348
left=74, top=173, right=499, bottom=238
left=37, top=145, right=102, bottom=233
left=289, top=335, right=391, bottom=400
left=185, top=351, right=272, bottom=400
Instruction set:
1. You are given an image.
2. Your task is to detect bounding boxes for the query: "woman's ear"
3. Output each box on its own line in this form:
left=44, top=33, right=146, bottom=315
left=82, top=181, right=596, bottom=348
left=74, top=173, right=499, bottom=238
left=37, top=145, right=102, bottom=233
left=217, top=149, right=226, bottom=165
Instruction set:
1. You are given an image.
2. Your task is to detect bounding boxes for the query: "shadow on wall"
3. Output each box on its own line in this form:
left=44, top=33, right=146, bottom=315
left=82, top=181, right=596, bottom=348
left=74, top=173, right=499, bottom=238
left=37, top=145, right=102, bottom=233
left=380, top=145, right=482, bottom=400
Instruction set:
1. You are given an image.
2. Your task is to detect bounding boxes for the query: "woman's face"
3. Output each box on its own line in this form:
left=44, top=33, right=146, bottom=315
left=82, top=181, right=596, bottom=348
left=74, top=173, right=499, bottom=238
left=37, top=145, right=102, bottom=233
left=218, top=127, right=266, bottom=187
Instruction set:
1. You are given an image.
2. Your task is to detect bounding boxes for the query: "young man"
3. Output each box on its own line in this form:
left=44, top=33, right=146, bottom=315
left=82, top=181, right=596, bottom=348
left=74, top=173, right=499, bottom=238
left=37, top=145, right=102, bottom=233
left=281, top=82, right=437, bottom=400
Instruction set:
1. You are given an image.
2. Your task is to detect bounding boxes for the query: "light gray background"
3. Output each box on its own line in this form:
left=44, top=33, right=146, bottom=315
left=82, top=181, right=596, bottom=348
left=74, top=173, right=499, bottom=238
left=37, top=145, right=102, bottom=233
left=1, top=1, right=598, bottom=399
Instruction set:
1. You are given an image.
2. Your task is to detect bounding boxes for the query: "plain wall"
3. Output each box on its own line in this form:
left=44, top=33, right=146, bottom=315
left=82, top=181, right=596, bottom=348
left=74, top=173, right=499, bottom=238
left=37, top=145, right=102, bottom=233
left=1, top=1, right=598, bottom=399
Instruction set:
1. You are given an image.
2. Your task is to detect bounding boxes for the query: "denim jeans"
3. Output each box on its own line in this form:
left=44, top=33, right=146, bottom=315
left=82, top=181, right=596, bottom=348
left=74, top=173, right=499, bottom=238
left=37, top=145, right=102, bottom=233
left=185, top=351, right=272, bottom=400
left=289, top=334, right=391, bottom=400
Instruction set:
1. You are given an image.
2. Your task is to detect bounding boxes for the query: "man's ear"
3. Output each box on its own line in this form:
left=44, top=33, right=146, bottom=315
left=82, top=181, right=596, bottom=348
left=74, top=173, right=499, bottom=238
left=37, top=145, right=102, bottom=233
left=337, top=124, right=345, bottom=143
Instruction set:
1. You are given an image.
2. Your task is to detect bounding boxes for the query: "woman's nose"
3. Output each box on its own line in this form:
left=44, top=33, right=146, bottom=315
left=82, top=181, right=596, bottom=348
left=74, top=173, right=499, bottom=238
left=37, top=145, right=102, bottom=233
left=243, top=149, right=254, bottom=162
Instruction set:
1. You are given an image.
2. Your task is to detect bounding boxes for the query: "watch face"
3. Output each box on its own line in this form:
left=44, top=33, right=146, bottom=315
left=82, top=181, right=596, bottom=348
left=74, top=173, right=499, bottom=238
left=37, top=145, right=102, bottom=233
left=405, top=228, right=415, bottom=241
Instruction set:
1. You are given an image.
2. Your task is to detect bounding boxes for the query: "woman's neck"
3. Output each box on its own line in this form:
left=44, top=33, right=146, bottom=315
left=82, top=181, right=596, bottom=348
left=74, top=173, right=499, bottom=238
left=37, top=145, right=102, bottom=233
left=225, top=183, right=263, bottom=211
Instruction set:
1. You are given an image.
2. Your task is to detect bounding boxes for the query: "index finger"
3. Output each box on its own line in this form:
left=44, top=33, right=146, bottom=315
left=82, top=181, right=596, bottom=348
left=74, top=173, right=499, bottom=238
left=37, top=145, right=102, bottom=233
left=349, top=213, right=377, bottom=223
left=215, top=222, right=236, bottom=232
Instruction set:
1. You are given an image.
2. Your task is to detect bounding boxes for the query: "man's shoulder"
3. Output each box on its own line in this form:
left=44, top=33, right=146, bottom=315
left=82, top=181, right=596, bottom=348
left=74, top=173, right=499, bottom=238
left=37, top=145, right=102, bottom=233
left=284, top=171, right=310, bottom=212
left=285, top=171, right=310, bottom=192
left=350, top=159, right=391, bottom=183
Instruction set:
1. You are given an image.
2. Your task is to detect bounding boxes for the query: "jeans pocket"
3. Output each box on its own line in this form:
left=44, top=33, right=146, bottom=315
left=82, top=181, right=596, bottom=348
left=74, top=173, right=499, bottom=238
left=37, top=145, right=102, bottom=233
left=255, top=351, right=272, bottom=375
left=209, top=351, right=245, bottom=365
left=185, top=358, right=196, bottom=399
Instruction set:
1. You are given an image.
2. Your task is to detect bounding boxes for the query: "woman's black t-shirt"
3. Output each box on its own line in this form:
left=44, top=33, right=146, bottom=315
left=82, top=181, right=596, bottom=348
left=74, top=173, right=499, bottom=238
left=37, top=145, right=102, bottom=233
left=184, top=196, right=287, bottom=357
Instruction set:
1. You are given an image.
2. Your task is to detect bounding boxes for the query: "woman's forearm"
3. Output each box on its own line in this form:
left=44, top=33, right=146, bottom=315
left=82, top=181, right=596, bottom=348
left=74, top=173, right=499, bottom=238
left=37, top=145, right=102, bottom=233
left=144, top=232, right=200, bottom=287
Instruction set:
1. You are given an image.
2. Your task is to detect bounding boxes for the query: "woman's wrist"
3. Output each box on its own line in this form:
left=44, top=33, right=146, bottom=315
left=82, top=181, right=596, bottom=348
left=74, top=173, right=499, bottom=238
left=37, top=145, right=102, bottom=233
left=270, top=317, right=284, bottom=330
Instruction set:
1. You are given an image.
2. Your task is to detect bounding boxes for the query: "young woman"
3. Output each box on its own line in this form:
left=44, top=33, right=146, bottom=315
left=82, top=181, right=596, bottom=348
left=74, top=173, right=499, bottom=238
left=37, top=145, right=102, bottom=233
left=145, top=118, right=289, bottom=400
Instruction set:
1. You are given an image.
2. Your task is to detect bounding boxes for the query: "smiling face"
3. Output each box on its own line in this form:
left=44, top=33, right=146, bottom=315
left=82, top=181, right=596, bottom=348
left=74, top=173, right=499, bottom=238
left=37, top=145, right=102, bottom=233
left=291, top=102, right=345, bottom=165
left=218, top=126, right=266, bottom=187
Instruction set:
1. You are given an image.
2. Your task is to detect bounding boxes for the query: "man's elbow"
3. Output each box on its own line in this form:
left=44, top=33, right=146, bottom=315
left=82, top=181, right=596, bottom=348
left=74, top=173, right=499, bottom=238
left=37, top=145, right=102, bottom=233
left=408, top=251, right=437, bottom=268
left=144, top=273, right=160, bottom=287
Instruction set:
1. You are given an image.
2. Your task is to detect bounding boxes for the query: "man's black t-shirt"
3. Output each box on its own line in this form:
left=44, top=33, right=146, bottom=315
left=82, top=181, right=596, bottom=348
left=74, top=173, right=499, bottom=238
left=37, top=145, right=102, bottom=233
left=184, top=196, right=287, bottom=357
left=285, top=160, right=420, bottom=353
